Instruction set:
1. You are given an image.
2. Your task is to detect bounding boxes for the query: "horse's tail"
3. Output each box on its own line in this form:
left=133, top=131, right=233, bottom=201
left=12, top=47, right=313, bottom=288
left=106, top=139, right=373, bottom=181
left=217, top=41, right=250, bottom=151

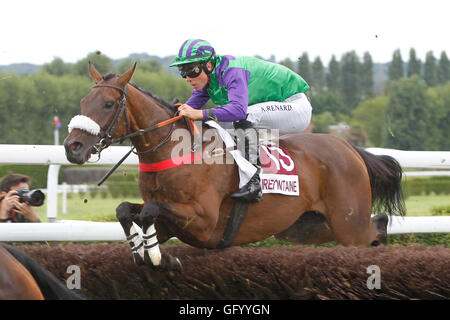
left=352, top=146, right=406, bottom=217
left=0, top=244, right=86, bottom=300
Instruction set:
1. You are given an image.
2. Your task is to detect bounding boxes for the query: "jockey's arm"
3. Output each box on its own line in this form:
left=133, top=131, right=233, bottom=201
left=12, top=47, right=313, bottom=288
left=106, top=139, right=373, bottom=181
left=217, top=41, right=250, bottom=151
left=205, top=68, right=249, bottom=122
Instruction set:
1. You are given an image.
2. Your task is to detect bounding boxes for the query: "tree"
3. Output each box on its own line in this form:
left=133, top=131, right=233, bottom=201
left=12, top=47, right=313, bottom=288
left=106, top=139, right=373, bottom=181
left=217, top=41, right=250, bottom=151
left=42, top=57, right=71, bottom=76
left=352, top=96, right=388, bottom=147
left=340, top=51, right=362, bottom=109
left=326, top=55, right=340, bottom=92
left=311, top=56, right=325, bottom=91
left=360, top=52, right=374, bottom=99
left=407, top=48, right=421, bottom=77
left=279, top=58, right=295, bottom=71
left=309, top=91, right=349, bottom=116
left=385, top=76, right=429, bottom=150
left=297, top=52, right=313, bottom=85
left=423, top=51, right=438, bottom=86
left=426, top=83, right=450, bottom=150
left=388, top=49, right=404, bottom=81
left=311, top=111, right=336, bottom=133
left=438, top=51, right=450, bottom=84
left=72, top=52, right=113, bottom=77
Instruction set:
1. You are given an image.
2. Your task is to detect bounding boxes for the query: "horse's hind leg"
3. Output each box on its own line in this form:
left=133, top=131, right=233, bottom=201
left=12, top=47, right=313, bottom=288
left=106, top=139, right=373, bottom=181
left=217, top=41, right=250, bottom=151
left=116, top=202, right=145, bottom=265
left=140, top=202, right=182, bottom=271
left=275, top=211, right=336, bottom=245
left=327, top=201, right=378, bottom=246
left=371, top=213, right=389, bottom=246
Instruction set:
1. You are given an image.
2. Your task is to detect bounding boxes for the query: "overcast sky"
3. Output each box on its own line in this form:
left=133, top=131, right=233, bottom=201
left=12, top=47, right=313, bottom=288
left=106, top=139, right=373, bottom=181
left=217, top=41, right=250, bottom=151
left=1, top=0, right=449, bottom=66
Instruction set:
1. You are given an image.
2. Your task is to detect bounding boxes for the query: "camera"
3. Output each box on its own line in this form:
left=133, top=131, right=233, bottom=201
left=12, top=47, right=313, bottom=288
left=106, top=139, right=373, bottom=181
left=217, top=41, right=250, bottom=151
left=16, top=188, right=45, bottom=207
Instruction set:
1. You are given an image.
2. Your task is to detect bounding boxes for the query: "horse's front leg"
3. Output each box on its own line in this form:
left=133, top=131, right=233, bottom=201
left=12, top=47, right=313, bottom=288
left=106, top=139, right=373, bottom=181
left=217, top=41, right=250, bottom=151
left=140, top=202, right=182, bottom=271
left=116, top=201, right=145, bottom=265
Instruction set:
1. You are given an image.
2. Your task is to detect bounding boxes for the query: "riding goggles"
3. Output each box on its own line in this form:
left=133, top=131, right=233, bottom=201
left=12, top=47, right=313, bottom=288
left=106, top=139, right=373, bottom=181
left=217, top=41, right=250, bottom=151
left=179, top=64, right=203, bottom=79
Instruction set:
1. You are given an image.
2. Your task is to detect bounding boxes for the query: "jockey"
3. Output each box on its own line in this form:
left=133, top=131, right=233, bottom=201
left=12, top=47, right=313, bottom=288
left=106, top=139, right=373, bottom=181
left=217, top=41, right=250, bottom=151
left=170, top=39, right=312, bottom=203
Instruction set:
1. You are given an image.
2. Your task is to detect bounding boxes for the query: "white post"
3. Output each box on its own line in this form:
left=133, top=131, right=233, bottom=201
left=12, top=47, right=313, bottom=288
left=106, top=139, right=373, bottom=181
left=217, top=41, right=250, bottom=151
left=62, top=182, right=67, bottom=214
left=46, top=164, right=60, bottom=222
left=47, top=116, right=62, bottom=222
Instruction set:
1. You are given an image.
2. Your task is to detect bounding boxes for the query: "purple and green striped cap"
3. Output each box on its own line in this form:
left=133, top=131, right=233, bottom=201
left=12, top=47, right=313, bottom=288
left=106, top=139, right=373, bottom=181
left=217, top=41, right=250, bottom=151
left=169, top=39, right=215, bottom=67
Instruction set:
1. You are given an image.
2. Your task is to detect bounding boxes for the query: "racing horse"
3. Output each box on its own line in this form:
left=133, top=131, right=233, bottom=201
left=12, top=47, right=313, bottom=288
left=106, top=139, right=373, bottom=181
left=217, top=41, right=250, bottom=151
left=64, top=63, right=405, bottom=270
left=0, top=244, right=85, bottom=300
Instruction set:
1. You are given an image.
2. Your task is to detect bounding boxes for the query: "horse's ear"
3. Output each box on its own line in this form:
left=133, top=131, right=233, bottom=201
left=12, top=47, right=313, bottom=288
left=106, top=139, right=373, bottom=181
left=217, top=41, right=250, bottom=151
left=118, top=62, right=137, bottom=85
left=89, top=62, right=103, bottom=84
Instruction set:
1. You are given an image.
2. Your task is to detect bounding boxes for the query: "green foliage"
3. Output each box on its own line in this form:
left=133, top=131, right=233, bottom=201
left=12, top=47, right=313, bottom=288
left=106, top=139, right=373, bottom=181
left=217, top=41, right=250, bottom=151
left=385, top=76, right=429, bottom=150
left=407, top=48, right=421, bottom=78
left=360, top=52, right=374, bottom=99
left=0, top=165, right=54, bottom=189
left=72, top=52, right=113, bottom=77
left=438, top=51, right=450, bottom=84
left=352, top=96, right=388, bottom=147
left=42, top=57, right=72, bottom=76
left=311, top=112, right=336, bottom=133
left=388, top=49, right=404, bottom=81
left=279, top=58, right=295, bottom=71
left=310, top=91, right=348, bottom=116
left=326, top=55, right=340, bottom=92
left=340, top=51, right=362, bottom=109
left=430, top=205, right=450, bottom=216
left=104, top=171, right=140, bottom=198
left=387, top=233, right=450, bottom=247
left=423, top=51, right=438, bottom=87
left=425, top=83, right=450, bottom=150
left=244, top=234, right=450, bottom=247
left=311, top=56, right=325, bottom=91
left=402, top=176, right=450, bottom=197
left=297, top=52, right=312, bottom=84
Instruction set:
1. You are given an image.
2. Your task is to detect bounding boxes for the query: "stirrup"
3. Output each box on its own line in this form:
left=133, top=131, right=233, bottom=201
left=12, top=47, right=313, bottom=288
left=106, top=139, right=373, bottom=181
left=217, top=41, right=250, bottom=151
left=231, top=169, right=263, bottom=203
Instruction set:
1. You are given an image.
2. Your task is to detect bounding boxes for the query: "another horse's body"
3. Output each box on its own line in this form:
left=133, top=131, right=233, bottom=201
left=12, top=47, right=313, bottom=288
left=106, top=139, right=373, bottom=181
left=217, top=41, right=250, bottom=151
left=0, top=244, right=43, bottom=300
left=64, top=64, right=404, bottom=270
left=0, top=244, right=85, bottom=300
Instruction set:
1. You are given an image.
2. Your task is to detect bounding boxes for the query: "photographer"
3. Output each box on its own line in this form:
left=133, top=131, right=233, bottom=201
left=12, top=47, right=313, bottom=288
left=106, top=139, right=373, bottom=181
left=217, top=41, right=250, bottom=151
left=0, top=174, right=41, bottom=223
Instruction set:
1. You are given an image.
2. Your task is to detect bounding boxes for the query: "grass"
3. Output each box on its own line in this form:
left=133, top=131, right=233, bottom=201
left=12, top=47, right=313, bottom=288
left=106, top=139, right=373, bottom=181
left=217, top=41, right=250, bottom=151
left=401, top=194, right=450, bottom=216
left=35, top=193, right=450, bottom=222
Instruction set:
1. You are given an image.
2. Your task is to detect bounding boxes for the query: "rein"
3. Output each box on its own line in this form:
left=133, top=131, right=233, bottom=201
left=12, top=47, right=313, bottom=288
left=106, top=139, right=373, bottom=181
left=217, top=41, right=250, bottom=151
left=92, top=82, right=197, bottom=185
left=92, top=83, right=183, bottom=154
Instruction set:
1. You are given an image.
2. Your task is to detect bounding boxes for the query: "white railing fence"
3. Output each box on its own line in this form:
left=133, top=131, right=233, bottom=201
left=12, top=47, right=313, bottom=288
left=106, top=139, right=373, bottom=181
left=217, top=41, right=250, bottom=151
left=0, top=144, right=449, bottom=241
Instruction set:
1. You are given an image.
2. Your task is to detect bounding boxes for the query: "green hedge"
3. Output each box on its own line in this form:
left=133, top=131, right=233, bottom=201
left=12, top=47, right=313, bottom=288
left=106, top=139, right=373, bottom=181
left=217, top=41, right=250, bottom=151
left=431, top=205, right=450, bottom=216
left=0, top=164, right=59, bottom=189
left=242, top=234, right=450, bottom=247
left=104, top=171, right=140, bottom=198
left=402, top=176, right=450, bottom=197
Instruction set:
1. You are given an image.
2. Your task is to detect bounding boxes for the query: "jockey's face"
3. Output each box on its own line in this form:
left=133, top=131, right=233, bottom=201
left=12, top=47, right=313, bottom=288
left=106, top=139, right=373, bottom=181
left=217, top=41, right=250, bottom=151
left=185, top=62, right=213, bottom=91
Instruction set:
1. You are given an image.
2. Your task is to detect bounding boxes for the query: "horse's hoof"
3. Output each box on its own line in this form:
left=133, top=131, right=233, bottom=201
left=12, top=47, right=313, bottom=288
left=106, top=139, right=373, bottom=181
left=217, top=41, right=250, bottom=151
left=133, top=252, right=145, bottom=266
left=161, top=254, right=183, bottom=272
left=173, top=257, right=183, bottom=272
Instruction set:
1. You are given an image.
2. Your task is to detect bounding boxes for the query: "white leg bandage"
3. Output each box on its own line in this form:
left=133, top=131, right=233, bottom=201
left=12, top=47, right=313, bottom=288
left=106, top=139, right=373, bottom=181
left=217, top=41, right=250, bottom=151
left=127, top=225, right=144, bottom=260
left=68, top=115, right=101, bottom=136
left=143, top=224, right=161, bottom=266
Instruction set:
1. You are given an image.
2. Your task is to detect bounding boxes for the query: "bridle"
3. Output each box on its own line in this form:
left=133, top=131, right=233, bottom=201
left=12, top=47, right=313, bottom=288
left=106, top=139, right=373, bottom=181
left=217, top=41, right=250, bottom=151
left=92, top=83, right=130, bottom=154
left=91, top=82, right=181, bottom=156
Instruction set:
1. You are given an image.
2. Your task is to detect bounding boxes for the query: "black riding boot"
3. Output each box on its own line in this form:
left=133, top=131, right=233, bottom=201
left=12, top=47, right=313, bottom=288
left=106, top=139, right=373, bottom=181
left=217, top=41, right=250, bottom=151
left=230, top=120, right=263, bottom=203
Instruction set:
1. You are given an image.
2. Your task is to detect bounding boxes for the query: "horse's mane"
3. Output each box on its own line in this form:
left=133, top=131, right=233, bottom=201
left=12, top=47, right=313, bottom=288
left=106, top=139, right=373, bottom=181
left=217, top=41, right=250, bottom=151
left=129, top=82, right=177, bottom=114
left=101, top=72, right=177, bottom=114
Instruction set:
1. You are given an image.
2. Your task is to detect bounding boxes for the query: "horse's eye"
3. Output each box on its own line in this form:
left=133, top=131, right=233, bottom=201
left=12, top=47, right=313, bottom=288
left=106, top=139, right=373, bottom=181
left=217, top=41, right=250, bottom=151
left=105, top=100, right=115, bottom=109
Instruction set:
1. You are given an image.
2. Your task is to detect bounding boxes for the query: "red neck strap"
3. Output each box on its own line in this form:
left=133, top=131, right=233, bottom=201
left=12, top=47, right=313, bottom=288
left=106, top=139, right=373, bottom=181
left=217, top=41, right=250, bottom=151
left=139, top=152, right=202, bottom=172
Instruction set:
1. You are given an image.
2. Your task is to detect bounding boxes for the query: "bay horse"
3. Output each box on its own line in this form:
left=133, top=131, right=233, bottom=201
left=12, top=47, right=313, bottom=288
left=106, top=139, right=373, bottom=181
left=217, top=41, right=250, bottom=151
left=64, top=63, right=405, bottom=270
left=0, top=244, right=84, bottom=299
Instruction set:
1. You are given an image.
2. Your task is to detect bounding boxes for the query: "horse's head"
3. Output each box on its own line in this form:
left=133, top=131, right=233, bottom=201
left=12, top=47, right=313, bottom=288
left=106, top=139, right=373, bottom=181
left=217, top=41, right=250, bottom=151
left=64, top=62, right=136, bottom=164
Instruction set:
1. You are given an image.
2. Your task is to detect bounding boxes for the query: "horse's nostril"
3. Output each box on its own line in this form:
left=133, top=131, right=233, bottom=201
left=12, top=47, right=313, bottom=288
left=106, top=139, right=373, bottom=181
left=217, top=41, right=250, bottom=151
left=71, top=142, right=82, bottom=152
